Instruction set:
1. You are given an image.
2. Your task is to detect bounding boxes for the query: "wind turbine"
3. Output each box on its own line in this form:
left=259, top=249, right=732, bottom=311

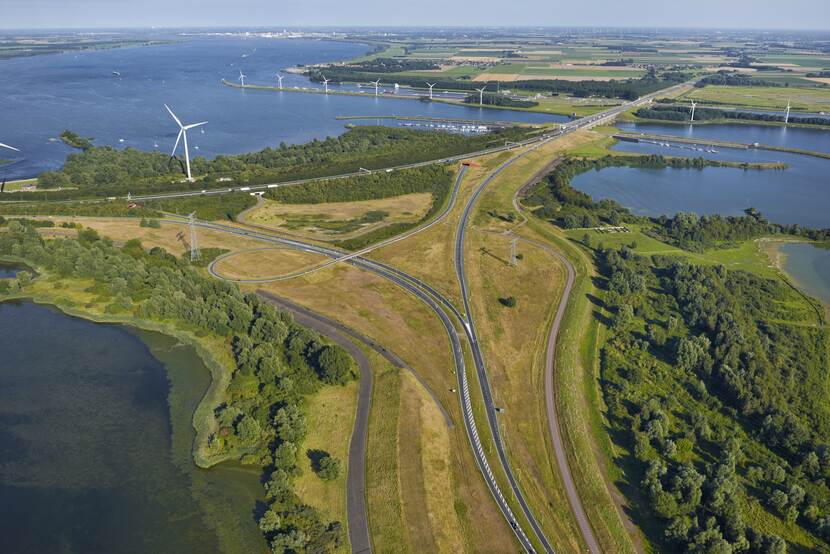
left=165, top=104, right=207, bottom=182
left=0, top=142, right=20, bottom=152
left=426, top=82, right=436, bottom=100
left=784, top=99, right=791, bottom=125
left=322, top=75, right=330, bottom=94
left=238, top=70, right=247, bottom=87
left=372, top=79, right=381, bottom=97
left=276, top=74, right=284, bottom=90
left=690, top=99, right=697, bottom=123
left=476, top=86, right=487, bottom=107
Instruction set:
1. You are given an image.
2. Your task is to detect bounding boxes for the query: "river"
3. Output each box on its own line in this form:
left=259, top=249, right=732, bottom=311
left=569, top=122, right=830, bottom=228
left=0, top=36, right=563, bottom=180
left=0, top=300, right=267, bottom=554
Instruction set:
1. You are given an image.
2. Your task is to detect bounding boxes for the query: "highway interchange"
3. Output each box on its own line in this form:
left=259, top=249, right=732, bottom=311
left=163, top=80, right=691, bottom=553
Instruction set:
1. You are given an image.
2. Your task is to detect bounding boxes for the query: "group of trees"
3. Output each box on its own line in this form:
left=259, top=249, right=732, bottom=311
left=342, top=57, right=440, bottom=73
left=0, top=222, right=356, bottom=553
left=23, top=126, right=533, bottom=201
left=636, top=104, right=830, bottom=127
left=308, top=66, right=691, bottom=100
left=649, top=209, right=830, bottom=251
left=597, top=245, right=830, bottom=551
left=462, top=92, right=539, bottom=108
left=695, top=72, right=782, bottom=88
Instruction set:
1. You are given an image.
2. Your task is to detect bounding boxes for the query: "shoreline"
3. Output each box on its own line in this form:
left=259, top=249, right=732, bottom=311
left=759, top=238, right=829, bottom=320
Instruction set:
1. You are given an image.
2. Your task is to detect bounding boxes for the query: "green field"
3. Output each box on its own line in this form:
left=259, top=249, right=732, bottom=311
left=683, top=85, right=830, bottom=112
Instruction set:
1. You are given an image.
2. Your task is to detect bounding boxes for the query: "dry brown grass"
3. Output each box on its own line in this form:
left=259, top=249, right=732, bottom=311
left=34, top=217, right=264, bottom=255
left=404, top=370, right=466, bottom=553
left=293, top=381, right=359, bottom=545
left=242, top=194, right=433, bottom=242
left=212, top=248, right=328, bottom=280
left=245, top=262, right=516, bottom=552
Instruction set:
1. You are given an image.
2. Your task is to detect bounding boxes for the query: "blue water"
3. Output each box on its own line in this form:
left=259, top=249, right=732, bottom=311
left=0, top=37, right=562, bottom=180
left=617, top=122, right=830, bottom=154
left=780, top=243, right=830, bottom=307
left=569, top=122, right=830, bottom=228
left=0, top=262, right=23, bottom=278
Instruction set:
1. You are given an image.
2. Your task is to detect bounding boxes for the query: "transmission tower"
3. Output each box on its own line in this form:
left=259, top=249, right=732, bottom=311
left=509, top=237, right=519, bottom=267
left=188, top=212, right=200, bottom=262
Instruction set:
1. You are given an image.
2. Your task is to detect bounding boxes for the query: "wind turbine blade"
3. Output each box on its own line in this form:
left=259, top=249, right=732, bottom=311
left=171, top=129, right=183, bottom=157
left=184, top=121, right=208, bottom=130
left=165, top=104, right=183, bottom=128
left=0, top=142, right=20, bottom=152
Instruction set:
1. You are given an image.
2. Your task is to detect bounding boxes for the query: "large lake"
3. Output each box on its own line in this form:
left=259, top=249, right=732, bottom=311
left=570, top=122, right=830, bottom=228
left=0, top=36, right=562, bottom=180
left=0, top=301, right=267, bottom=554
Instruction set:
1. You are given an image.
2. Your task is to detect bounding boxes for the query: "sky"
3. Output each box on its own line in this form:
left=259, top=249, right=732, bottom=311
left=0, top=0, right=828, bottom=30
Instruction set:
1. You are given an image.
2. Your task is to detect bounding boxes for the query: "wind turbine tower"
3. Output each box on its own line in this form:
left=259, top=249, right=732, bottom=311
left=165, top=104, right=208, bottom=182
left=238, top=70, right=247, bottom=87
left=785, top=99, right=791, bottom=125
left=426, top=82, right=436, bottom=100
left=372, top=79, right=381, bottom=97
left=188, top=212, right=200, bottom=262
left=276, top=74, right=284, bottom=90
left=690, top=100, right=697, bottom=123
left=476, top=86, right=487, bottom=107
left=322, top=76, right=330, bottom=94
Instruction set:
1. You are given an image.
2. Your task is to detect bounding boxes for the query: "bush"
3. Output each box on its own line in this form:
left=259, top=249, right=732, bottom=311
left=499, top=296, right=517, bottom=308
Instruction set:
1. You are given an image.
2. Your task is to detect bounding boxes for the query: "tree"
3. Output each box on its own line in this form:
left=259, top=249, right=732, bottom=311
left=499, top=296, right=517, bottom=308
left=316, top=345, right=354, bottom=385
left=313, top=453, right=342, bottom=481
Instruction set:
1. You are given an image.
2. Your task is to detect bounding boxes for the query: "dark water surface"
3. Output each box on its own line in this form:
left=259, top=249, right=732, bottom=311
left=0, top=262, right=25, bottom=278
left=569, top=122, right=830, bottom=228
left=0, top=37, right=561, bottom=180
left=780, top=243, right=830, bottom=307
left=0, top=301, right=266, bottom=554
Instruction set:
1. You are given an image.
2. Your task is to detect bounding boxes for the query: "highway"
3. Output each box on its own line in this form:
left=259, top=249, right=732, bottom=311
left=182, top=79, right=694, bottom=553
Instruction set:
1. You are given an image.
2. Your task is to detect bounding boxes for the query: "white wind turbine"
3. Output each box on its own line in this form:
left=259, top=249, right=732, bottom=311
left=690, top=99, right=697, bottom=123
left=0, top=142, right=20, bottom=152
left=238, top=70, right=247, bottom=87
left=372, top=79, right=381, bottom=97
left=165, top=104, right=207, bottom=182
left=476, top=86, right=487, bottom=107
left=426, top=82, right=436, bottom=100
left=276, top=74, right=284, bottom=90
left=784, top=99, right=791, bottom=125
left=322, top=75, right=330, bottom=94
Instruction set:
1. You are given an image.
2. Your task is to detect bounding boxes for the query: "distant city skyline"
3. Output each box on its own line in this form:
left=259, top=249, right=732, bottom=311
left=1, top=0, right=828, bottom=31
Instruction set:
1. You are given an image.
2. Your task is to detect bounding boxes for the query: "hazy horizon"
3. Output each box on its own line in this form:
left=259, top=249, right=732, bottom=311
left=1, top=0, right=828, bottom=31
